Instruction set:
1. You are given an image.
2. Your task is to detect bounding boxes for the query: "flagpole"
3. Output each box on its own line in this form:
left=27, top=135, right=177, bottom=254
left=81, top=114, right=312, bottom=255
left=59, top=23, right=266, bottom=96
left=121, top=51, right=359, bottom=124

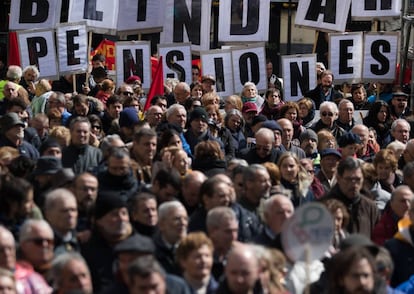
left=85, top=31, right=93, bottom=88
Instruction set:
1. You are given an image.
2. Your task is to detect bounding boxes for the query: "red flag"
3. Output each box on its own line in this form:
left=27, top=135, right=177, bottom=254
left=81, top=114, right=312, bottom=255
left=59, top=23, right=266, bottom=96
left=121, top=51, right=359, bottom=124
left=144, top=56, right=164, bottom=111
left=8, top=32, right=21, bottom=66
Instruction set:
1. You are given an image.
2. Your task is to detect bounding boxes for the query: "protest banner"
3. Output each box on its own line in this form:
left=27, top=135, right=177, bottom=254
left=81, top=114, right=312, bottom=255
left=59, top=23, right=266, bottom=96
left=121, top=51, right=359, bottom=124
left=10, top=0, right=61, bottom=30
left=158, top=43, right=192, bottom=85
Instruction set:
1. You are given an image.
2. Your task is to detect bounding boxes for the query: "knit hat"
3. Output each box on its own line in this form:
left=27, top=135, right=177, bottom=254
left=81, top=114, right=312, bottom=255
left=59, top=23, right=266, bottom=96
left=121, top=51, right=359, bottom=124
left=114, top=234, right=155, bottom=254
left=0, top=112, right=25, bottom=133
left=242, top=102, right=258, bottom=113
left=32, top=156, right=62, bottom=176
left=189, top=107, right=209, bottom=123
left=262, top=120, right=282, bottom=133
left=337, top=132, right=362, bottom=148
left=119, top=107, right=140, bottom=128
left=320, top=148, right=342, bottom=159
left=299, top=129, right=318, bottom=144
left=94, top=192, right=128, bottom=219
left=39, top=138, right=62, bottom=156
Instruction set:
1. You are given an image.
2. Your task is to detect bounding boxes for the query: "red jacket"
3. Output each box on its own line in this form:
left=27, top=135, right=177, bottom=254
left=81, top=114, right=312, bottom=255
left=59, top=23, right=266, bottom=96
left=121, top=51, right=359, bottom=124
left=372, top=205, right=399, bottom=246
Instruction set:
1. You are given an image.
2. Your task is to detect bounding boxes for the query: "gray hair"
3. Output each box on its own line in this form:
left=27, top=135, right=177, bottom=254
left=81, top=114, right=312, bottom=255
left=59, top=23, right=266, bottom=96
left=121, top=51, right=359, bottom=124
left=166, top=104, right=186, bottom=120
left=255, top=128, right=275, bottom=143
left=243, top=164, right=269, bottom=182
left=128, top=255, right=166, bottom=281
left=320, top=101, right=338, bottom=113
left=6, top=65, right=22, bottom=81
left=206, top=206, right=237, bottom=230
left=391, top=118, right=411, bottom=132
left=158, top=200, right=186, bottom=222
left=241, top=81, right=257, bottom=96
left=338, top=98, right=354, bottom=109
left=49, top=253, right=89, bottom=289
left=403, top=162, right=414, bottom=181
left=44, top=188, right=77, bottom=213
left=390, top=185, right=413, bottom=202
left=100, top=134, right=124, bottom=155
left=22, top=65, right=40, bottom=79
left=19, top=219, right=53, bottom=242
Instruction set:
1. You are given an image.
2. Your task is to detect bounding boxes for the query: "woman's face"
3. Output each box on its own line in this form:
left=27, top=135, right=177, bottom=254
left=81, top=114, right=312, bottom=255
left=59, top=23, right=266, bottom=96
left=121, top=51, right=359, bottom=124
left=266, top=91, right=280, bottom=107
left=180, top=244, right=213, bottom=281
left=244, top=85, right=257, bottom=98
left=173, top=151, right=189, bottom=175
left=284, top=108, right=297, bottom=121
left=376, top=106, right=388, bottom=122
left=320, top=107, right=336, bottom=127
left=90, top=123, right=102, bottom=136
left=227, top=114, right=241, bottom=132
left=352, top=87, right=366, bottom=103
left=320, top=136, right=336, bottom=151
left=75, top=102, right=89, bottom=116
left=224, top=98, right=236, bottom=112
left=168, top=134, right=183, bottom=149
left=208, top=109, right=218, bottom=122
left=334, top=208, right=344, bottom=232
left=191, top=86, right=203, bottom=99
left=20, top=189, right=34, bottom=218
left=280, top=156, right=299, bottom=183
left=376, top=162, right=393, bottom=181
left=298, top=104, right=309, bottom=119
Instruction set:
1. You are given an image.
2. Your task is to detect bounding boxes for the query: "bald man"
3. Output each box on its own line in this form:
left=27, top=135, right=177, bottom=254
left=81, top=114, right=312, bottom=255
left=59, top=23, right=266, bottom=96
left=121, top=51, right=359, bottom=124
left=181, top=171, right=207, bottom=215
left=277, top=118, right=306, bottom=159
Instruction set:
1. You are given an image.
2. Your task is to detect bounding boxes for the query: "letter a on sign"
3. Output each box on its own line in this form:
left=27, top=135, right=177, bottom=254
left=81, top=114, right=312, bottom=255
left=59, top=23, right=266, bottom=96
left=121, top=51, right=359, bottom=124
left=295, top=0, right=351, bottom=32
left=10, top=0, right=61, bottom=30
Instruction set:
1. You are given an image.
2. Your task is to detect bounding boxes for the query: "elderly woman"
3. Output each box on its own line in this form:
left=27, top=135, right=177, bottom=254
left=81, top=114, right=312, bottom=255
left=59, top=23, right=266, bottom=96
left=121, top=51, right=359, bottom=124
left=176, top=232, right=218, bottom=293
left=240, top=81, right=264, bottom=109
left=223, top=109, right=246, bottom=158
left=30, top=79, right=53, bottom=116
left=310, top=101, right=346, bottom=140
left=297, top=97, right=316, bottom=128
left=373, top=149, right=403, bottom=193
left=224, top=95, right=243, bottom=112
left=278, top=152, right=314, bottom=207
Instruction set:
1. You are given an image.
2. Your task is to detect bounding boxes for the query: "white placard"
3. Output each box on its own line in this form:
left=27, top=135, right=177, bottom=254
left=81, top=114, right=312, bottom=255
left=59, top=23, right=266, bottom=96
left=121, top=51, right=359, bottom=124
left=68, top=0, right=119, bottom=34
left=231, top=44, right=267, bottom=94
left=115, top=41, right=152, bottom=89
left=201, top=49, right=234, bottom=97
left=158, top=43, right=192, bottom=85
left=218, top=0, right=270, bottom=43
left=281, top=54, right=317, bottom=102
left=363, top=32, right=399, bottom=83
left=160, top=0, right=212, bottom=51
left=329, top=32, right=363, bottom=84
left=352, top=0, right=401, bottom=20
left=117, top=0, right=164, bottom=33
left=56, top=23, right=88, bottom=75
left=295, top=0, right=351, bottom=32
left=9, top=0, right=62, bottom=30
left=18, top=29, right=58, bottom=79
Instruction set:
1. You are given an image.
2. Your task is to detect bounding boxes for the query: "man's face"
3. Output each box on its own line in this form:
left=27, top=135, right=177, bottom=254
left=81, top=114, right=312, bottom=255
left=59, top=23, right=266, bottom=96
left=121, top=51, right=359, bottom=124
left=181, top=180, right=203, bottom=208
left=0, top=230, right=15, bottom=271
left=353, top=127, right=369, bottom=148
left=279, top=120, right=293, bottom=145
left=192, top=68, right=200, bottom=82
left=146, top=107, right=163, bottom=127
left=158, top=207, right=188, bottom=245
left=155, top=99, right=168, bottom=113
left=168, top=109, right=187, bottom=129
left=190, top=118, right=208, bottom=135
left=321, top=74, right=333, bottom=91
left=301, top=138, right=318, bottom=156
left=337, top=168, right=364, bottom=199
left=245, top=170, right=271, bottom=204
left=266, top=62, right=273, bottom=78
left=129, top=272, right=166, bottom=294
left=392, top=122, right=410, bottom=144
left=24, top=70, right=37, bottom=82
left=75, top=175, right=98, bottom=212
left=46, top=197, right=78, bottom=234
left=20, top=225, right=54, bottom=268
left=203, top=182, right=232, bottom=211
left=320, top=155, right=340, bottom=174
left=5, top=125, right=24, bottom=143
left=174, top=85, right=189, bottom=104
left=226, top=252, right=259, bottom=294
left=392, top=95, right=408, bottom=113
left=210, top=219, right=238, bottom=253
left=95, top=207, right=131, bottom=241
left=30, top=118, right=49, bottom=139
left=132, top=198, right=158, bottom=226
left=266, top=198, right=294, bottom=234
left=71, top=122, right=90, bottom=146
left=255, top=134, right=273, bottom=159
left=59, top=259, right=93, bottom=294
left=320, top=107, right=337, bottom=127
left=339, top=102, right=354, bottom=123
left=341, top=258, right=374, bottom=294
left=3, top=82, right=18, bottom=100
left=132, top=135, right=157, bottom=164
left=119, top=85, right=134, bottom=100
left=390, top=188, right=413, bottom=218
left=107, top=156, right=131, bottom=177
left=108, top=102, right=123, bottom=119
left=202, top=80, right=214, bottom=93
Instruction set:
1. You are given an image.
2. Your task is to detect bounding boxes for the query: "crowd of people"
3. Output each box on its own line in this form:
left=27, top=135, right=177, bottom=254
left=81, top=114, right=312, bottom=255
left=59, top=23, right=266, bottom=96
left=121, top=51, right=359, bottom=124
left=0, top=53, right=414, bottom=293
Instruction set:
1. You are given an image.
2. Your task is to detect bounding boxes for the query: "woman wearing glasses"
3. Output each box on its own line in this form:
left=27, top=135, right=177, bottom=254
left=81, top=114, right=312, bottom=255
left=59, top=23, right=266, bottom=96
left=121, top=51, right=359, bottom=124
left=310, top=101, right=346, bottom=140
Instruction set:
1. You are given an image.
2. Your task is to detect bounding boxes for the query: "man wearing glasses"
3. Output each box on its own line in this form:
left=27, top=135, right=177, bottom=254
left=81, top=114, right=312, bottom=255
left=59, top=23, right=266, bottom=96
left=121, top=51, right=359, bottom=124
left=117, top=84, right=135, bottom=103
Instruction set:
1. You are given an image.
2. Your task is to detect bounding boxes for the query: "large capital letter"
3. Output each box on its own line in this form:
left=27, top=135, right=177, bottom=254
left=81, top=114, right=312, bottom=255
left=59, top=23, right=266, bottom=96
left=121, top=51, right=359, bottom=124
left=19, top=0, right=49, bottom=23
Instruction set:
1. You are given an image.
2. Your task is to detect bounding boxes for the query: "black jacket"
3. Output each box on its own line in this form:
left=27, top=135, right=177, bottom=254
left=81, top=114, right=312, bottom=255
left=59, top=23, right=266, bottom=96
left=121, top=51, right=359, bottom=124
left=62, top=144, right=102, bottom=174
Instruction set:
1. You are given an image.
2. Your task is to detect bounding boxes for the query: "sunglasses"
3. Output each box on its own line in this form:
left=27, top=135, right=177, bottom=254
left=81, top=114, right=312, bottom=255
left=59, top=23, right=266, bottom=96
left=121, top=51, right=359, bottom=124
left=91, top=125, right=101, bottom=130
left=123, top=91, right=133, bottom=96
left=321, top=112, right=334, bottom=117
left=27, top=238, right=54, bottom=247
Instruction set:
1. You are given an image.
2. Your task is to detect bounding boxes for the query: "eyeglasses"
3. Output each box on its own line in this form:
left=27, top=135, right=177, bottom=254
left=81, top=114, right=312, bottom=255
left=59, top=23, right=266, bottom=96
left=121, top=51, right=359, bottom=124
left=26, top=238, right=54, bottom=247
left=91, top=125, right=101, bottom=130
left=123, top=91, right=133, bottom=96
left=321, top=112, right=334, bottom=117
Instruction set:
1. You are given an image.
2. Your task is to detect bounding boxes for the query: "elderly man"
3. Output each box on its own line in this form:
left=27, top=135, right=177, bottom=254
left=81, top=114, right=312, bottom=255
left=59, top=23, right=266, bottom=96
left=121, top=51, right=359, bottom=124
left=20, top=65, right=39, bottom=100
left=305, top=70, right=343, bottom=109
left=352, top=124, right=376, bottom=162
left=400, top=139, right=414, bottom=169
left=165, top=104, right=192, bottom=155
left=316, top=148, right=342, bottom=193
left=390, top=90, right=410, bottom=120
left=50, top=253, right=93, bottom=294
left=336, top=99, right=355, bottom=132
left=81, top=193, right=133, bottom=293
left=391, top=118, right=410, bottom=144
left=47, top=91, right=72, bottom=126
left=207, top=207, right=239, bottom=280
left=62, top=117, right=102, bottom=174
left=241, top=128, right=282, bottom=164
left=0, top=226, right=52, bottom=293
left=217, top=243, right=262, bottom=293
left=238, top=164, right=271, bottom=216
left=299, top=129, right=319, bottom=160
left=18, top=220, right=55, bottom=276
left=174, top=82, right=191, bottom=105
left=253, top=194, right=294, bottom=250
left=153, top=201, right=188, bottom=276
left=145, top=105, right=163, bottom=129
left=44, top=188, right=79, bottom=254
left=277, top=118, right=306, bottom=159
left=131, top=128, right=157, bottom=185
left=372, top=185, right=414, bottom=246
left=311, top=101, right=346, bottom=139
left=180, top=171, right=207, bottom=215
left=324, top=157, right=380, bottom=237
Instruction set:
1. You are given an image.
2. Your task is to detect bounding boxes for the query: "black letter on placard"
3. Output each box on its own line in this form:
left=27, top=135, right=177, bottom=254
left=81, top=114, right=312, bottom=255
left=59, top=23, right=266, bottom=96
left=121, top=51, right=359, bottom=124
left=339, top=40, right=354, bottom=74
left=371, top=40, right=390, bottom=75
left=66, top=30, right=80, bottom=66
left=230, top=0, right=260, bottom=35
left=166, top=50, right=186, bottom=81
left=305, top=0, right=336, bottom=24
left=19, top=0, right=50, bottom=23
left=26, top=37, right=48, bottom=69
left=214, top=58, right=225, bottom=92
left=84, top=0, right=103, bottom=21
left=364, top=0, right=392, bottom=10
left=239, top=53, right=260, bottom=84
left=122, top=49, right=144, bottom=83
left=173, top=0, right=201, bottom=45
left=137, top=0, right=147, bottom=21
left=290, top=62, right=310, bottom=97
